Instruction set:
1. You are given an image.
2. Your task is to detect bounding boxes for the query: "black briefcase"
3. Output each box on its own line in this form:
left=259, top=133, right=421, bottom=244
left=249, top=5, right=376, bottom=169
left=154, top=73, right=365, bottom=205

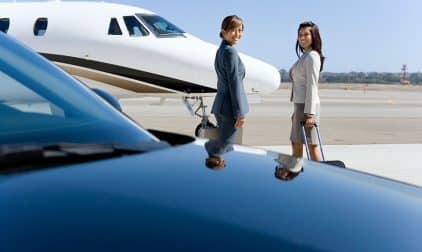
left=301, top=122, right=346, bottom=168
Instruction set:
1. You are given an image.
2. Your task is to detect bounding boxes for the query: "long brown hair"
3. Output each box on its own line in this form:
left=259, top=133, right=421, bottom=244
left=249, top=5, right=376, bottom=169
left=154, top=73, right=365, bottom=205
left=219, top=15, right=244, bottom=38
left=295, top=21, right=325, bottom=72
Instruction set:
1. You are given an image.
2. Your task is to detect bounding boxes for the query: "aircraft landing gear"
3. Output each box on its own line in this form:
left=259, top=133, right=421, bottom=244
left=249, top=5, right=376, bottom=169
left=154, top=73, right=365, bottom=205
left=183, top=96, right=217, bottom=137
left=194, top=120, right=217, bottom=137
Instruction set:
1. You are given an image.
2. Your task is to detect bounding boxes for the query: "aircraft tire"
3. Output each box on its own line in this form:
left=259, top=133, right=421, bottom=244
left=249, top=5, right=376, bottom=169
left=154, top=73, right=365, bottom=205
left=195, top=121, right=217, bottom=137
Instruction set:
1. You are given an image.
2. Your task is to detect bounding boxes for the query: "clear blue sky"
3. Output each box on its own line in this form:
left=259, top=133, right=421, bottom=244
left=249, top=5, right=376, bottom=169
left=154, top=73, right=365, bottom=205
left=112, top=0, right=419, bottom=73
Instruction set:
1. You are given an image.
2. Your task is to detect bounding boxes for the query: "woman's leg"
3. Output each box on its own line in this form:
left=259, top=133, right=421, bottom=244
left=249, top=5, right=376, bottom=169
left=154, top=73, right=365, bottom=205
left=290, top=104, right=304, bottom=158
left=292, top=143, right=322, bottom=161
left=206, top=114, right=236, bottom=158
left=291, top=143, right=303, bottom=158
left=308, top=144, right=322, bottom=161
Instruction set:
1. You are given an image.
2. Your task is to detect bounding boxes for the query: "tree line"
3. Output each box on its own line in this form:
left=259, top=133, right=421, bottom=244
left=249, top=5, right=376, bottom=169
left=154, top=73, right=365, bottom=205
left=279, top=69, right=422, bottom=84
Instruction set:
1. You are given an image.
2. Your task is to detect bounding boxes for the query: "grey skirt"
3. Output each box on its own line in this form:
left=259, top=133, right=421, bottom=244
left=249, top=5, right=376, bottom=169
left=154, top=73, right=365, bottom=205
left=290, top=103, right=320, bottom=145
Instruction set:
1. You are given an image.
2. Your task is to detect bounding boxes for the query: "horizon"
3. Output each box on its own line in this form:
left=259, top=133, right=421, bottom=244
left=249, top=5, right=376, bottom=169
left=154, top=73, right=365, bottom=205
left=279, top=69, right=422, bottom=74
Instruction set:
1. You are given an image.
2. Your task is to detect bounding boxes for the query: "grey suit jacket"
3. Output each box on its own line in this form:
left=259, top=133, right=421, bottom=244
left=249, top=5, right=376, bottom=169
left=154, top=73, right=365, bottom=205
left=211, top=40, right=249, bottom=119
left=289, top=50, right=321, bottom=115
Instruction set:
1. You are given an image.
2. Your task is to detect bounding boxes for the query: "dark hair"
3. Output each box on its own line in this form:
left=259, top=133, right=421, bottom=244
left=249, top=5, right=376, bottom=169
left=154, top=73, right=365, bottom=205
left=219, top=15, right=244, bottom=38
left=295, top=21, right=325, bottom=72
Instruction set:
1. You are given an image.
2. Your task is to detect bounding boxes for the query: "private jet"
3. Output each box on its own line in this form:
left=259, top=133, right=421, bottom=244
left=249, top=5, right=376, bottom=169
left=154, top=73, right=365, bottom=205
left=0, top=1, right=280, bottom=135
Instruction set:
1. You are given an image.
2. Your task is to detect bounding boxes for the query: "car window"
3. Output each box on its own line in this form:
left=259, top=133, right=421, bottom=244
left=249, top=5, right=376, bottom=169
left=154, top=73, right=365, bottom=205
left=0, top=33, right=157, bottom=145
left=0, top=71, right=64, bottom=116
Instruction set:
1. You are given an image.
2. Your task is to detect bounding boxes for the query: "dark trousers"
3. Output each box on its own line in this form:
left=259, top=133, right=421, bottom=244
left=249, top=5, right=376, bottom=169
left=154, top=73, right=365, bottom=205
left=205, top=114, right=238, bottom=158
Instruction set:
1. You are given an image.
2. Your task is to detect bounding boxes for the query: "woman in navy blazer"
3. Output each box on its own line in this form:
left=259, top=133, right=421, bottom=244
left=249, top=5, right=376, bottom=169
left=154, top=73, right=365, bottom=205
left=205, top=15, right=249, bottom=168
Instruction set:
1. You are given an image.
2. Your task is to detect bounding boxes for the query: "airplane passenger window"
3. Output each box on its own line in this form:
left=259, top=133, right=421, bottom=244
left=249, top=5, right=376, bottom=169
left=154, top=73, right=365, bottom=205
left=108, top=18, right=122, bottom=35
left=34, top=18, right=48, bottom=36
left=0, top=18, right=10, bottom=33
left=123, top=16, right=149, bottom=37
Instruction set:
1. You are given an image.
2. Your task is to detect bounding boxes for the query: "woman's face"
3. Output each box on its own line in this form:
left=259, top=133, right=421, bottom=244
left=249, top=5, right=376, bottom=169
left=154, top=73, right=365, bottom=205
left=298, top=26, right=313, bottom=50
left=222, top=25, right=243, bottom=46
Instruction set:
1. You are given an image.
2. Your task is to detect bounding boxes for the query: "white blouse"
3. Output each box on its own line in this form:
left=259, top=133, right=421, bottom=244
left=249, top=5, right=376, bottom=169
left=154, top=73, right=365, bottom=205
left=289, top=50, right=321, bottom=115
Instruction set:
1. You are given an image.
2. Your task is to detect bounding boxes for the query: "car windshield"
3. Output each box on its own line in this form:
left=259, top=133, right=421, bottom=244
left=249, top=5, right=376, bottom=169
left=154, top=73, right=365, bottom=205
left=0, top=33, right=157, bottom=146
left=136, top=14, right=185, bottom=37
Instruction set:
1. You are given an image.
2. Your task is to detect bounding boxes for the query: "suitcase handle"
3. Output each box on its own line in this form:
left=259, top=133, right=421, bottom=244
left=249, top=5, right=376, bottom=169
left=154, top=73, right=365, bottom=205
left=300, top=122, right=325, bottom=161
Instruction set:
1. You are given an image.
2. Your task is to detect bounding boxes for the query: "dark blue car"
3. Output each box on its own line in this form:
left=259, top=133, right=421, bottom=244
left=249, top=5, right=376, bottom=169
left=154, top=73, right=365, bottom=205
left=1, top=32, right=422, bottom=251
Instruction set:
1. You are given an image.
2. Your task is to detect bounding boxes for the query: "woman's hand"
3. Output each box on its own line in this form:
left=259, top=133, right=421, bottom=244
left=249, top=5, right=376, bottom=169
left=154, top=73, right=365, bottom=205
left=234, top=117, right=245, bottom=128
left=304, top=116, right=315, bottom=128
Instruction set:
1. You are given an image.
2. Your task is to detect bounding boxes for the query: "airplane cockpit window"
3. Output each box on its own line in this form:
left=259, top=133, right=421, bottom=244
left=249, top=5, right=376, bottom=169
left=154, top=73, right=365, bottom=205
left=123, top=16, right=149, bottom=37
left=34, top=17, right=48, bottom=36
left=0, top=18, right=10, bottom=33
left=108, top=18, right=122, bottom=35
left=136, top=14, right=185, bottom=38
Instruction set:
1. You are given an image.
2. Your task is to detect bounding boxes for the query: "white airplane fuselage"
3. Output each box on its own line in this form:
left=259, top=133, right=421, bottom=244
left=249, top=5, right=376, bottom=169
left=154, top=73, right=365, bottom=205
left=0, top=2, right=280, bottom=95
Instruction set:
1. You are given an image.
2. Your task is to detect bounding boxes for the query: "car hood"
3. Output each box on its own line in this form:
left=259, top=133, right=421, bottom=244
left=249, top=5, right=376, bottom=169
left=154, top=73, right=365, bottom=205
left=1, top=139, right=422, bottom=251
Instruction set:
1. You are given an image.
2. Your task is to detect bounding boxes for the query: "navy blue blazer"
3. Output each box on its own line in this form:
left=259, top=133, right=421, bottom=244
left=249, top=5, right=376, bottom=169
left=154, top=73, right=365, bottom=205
left=211, top=40, right=249, bottom=119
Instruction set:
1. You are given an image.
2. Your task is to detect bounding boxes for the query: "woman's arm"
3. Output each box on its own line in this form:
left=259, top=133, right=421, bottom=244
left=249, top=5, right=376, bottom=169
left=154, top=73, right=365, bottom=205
left=304, top=51, right=321, bottom=115
left=223, top=48, right=246, bottom=119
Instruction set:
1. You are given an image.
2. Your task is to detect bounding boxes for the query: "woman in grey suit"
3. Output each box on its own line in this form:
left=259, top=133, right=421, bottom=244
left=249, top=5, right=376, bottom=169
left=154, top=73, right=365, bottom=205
left=289, top=21, right=325, bottom=161
left=205, top=15, right=249, bottom=168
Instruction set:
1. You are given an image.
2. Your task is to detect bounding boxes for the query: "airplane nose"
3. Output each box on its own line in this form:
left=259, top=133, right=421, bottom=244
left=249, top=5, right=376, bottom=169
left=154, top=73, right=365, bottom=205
left=266, top=66, right=281, bottom=91
left=242, top=57, right=280, bottom=94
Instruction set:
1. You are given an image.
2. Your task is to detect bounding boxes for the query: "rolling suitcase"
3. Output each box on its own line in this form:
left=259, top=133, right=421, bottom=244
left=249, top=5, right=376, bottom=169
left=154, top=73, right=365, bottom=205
left=301, top=122, right=346, bottom=168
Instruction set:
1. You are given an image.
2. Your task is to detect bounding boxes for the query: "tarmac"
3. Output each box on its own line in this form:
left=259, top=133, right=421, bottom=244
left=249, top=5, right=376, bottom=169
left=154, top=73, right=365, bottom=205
left=85, top=79, right=422, bottom=187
